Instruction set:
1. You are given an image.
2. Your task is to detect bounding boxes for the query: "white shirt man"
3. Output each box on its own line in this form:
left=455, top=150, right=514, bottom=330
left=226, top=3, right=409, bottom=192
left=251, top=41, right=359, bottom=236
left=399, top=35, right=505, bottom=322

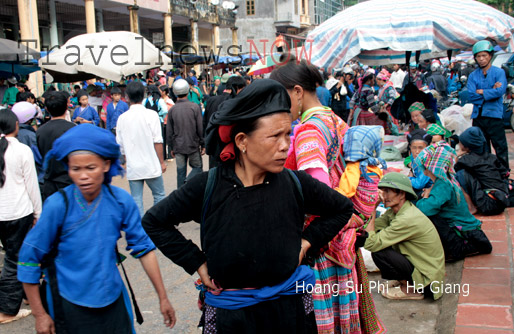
left=390, top=64, right=406, bottom=91
left=116, top=81, right=166, bottom=216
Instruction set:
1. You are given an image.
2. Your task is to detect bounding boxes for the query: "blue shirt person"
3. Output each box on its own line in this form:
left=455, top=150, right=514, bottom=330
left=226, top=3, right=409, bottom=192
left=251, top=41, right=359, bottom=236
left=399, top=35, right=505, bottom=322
left=17, top=124, right=176, bottom=333
left=72, top=90, right=100, bottom=126
left=106, top=87, right=129, bottom=133
left=467, top=40, right=509, bottom=170
left=316, top=85, right=332, bottom=107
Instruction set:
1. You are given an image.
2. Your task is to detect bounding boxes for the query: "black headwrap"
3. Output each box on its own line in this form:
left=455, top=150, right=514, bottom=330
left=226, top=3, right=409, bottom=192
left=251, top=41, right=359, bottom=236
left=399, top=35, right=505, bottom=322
left=205, top=79, right=291, bottom=160
left=76, top=89, right=88, bottom=100
left=421, top=109, right=437, bottom=124
left=459, top=126, right=487, bottom=155
left=407, top=128, right=432, bottom=145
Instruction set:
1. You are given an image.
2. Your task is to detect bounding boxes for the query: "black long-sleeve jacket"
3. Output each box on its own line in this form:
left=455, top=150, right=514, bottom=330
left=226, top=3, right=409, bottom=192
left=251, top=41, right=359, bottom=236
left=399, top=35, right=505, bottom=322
left=142, top=165, right=353, bottom=289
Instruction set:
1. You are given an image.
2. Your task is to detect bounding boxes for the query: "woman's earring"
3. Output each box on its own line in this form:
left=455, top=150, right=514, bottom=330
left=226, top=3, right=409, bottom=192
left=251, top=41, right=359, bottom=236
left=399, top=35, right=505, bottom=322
left=242, top=148, right=246, bottom=154
left=298, top=100, right=302, bottom=115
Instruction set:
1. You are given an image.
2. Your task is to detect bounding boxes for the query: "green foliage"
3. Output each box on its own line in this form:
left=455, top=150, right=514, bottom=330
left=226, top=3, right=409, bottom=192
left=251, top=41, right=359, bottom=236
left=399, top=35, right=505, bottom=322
left=477, top=0, right=513, bottom=14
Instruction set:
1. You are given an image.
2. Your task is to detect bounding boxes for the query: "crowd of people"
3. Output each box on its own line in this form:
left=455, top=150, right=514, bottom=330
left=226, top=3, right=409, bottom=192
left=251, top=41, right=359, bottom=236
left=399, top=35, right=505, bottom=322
left=0, top=39, right=509, bottom=333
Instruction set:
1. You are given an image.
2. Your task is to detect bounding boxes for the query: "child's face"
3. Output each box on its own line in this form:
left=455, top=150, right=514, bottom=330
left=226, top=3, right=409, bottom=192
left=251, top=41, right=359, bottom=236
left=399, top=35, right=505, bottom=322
left=79, top=95, right=89, bottom=106
left=431, top=135, right=444, bottom=144
left=112, top=93, right=121, bottom=102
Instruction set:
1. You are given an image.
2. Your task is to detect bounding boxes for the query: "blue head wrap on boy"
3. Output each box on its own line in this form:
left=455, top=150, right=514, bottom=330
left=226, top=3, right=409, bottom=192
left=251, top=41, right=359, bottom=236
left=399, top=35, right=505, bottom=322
left=43, top=124, right=124, bottom=184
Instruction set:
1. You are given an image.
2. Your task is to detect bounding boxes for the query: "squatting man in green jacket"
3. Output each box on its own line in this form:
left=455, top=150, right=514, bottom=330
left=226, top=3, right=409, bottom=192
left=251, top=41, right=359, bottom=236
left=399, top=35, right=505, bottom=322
left=364, top=172, right=446, bottom=300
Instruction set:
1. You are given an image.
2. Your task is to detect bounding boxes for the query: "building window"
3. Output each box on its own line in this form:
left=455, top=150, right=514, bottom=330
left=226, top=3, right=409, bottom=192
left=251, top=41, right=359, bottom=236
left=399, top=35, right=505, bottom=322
left=246, top=0, right=255, bottom=15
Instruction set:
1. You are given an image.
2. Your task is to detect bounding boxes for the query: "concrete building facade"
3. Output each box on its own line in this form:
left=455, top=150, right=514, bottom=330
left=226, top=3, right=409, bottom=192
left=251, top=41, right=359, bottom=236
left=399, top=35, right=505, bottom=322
left=219, top=0, right=344, bottom=57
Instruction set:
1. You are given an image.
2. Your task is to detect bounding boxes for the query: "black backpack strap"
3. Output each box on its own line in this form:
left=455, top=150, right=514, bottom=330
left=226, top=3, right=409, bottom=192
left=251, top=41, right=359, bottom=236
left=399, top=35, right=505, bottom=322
left=116, top=246, right=144, bottom=325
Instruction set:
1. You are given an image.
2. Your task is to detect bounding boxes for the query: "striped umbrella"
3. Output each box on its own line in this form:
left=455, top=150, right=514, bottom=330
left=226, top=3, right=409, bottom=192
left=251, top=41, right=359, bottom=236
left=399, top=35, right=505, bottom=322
left=247, top=54, right=284, bottom=75
left=306, top=0, right=514, bottom=69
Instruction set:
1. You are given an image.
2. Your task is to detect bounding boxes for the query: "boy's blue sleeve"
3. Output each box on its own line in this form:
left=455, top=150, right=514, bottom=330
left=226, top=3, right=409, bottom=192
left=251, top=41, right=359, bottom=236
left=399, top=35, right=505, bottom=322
left=106, top=104, right=112, bottom=130
left=71, top=107, right=78, bottom=121
left=92, top=107, right=100, bottom=126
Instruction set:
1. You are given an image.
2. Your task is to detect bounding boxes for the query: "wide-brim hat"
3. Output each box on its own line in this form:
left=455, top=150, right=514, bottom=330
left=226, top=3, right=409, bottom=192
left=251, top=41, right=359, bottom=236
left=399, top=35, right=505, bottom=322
left=378, top=172, right=417, bottom=200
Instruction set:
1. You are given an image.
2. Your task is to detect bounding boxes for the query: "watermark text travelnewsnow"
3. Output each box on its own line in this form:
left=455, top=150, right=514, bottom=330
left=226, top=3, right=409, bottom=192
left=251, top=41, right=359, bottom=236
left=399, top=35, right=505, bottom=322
left=17, top=37, right=314, bottom=68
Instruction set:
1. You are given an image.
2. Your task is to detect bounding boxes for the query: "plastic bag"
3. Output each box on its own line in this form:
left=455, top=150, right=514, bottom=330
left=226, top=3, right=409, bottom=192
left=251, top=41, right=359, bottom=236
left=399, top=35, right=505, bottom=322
left=440, top=105, right=472, bottom=135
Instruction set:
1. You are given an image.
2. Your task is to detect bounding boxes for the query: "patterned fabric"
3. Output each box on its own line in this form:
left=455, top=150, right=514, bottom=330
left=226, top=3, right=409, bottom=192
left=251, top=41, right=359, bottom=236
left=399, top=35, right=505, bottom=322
left=286, top=106, right=384, bottom=334
left=408, top=101, right=425, bottom=114
left=327, top=164, right=382, bottom=269
left=343, top=126, right=387, bottom=182
left=378, top=84, right=396, bottom=106
left=312, top=254, right=361, bottom=334
left=285, top=106, right=349, bottom=188
left=355, top=250, right=387, bottom=334
left=426, top=123, right=447, bottom=137
left=414, top=141, right=460, bottom=194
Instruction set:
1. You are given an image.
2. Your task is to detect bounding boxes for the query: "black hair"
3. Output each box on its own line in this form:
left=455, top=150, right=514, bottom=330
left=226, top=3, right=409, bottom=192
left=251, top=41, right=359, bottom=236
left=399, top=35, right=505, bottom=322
left=159, top=85, right=169, bottom=96
left=421, top=108, right=437, bottom=124
left=226, top=76, right=247, bottom=98
left=177, top=94, right=188, bottom=99
left=147, top=85, right=161, bottom=102
left=126, top=81, right=145, bottom=103
left=16, top=91, right=31, bottom=102
left=60, top=90, right=70, bottom=99
left=0, top=108, right=18, bottom=187
left=44, top=91, right=68, bottom=117
left=42, top=86, right=56, bottom=100
left=185, top=77, right=195, bottom=86
left=110, top=87, right=122, bottom=95
left=269, top=59, right=323, bottom=92
left=74, top=85, right=81, bottom=90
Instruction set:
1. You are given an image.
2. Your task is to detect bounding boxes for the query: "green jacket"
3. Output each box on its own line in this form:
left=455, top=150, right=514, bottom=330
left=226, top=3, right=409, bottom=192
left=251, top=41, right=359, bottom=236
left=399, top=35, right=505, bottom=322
left=188, top=86, right=203, bottom=106
left=416, top=178, right=482, bottom=231
left=3, top=86, right=18, bottom=105
left=364, top=201, right=445, bottom=299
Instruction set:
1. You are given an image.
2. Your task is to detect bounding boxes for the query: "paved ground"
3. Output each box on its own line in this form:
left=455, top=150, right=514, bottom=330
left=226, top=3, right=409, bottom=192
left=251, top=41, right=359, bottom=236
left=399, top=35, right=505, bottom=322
left=6, top=131, right=514, bottom=333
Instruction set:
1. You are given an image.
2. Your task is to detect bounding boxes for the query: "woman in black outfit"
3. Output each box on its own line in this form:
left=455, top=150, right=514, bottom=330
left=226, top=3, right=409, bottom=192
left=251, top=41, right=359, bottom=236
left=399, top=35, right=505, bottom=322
left=142, top=79, right=353, bottom=334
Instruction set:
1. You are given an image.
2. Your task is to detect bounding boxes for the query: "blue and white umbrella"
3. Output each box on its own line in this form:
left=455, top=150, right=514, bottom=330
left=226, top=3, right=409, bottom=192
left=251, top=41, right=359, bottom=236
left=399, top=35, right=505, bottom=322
left=305, top=0, right=514, bottom=68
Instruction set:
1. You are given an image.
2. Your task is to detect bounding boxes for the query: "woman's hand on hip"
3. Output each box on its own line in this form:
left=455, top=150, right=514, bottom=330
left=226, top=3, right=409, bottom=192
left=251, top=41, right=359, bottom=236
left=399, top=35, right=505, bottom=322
left=197, top=262, right=217, bottom=290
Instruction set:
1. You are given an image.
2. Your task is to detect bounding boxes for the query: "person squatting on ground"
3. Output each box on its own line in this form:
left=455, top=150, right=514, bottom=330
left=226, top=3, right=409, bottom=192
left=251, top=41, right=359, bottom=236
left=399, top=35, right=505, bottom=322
left=414, top=141, right=493, bottom=262
left=455, top=126, right=510, bottom=216
left=364, top=173, right=446, bottom=301
left=0, top=108, right=42, bottom=324
left=17, top=124, right=176, bottom=334
left=142, top=79, right=354, bottom=334
left=271, top=61, right=385, bottom=334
